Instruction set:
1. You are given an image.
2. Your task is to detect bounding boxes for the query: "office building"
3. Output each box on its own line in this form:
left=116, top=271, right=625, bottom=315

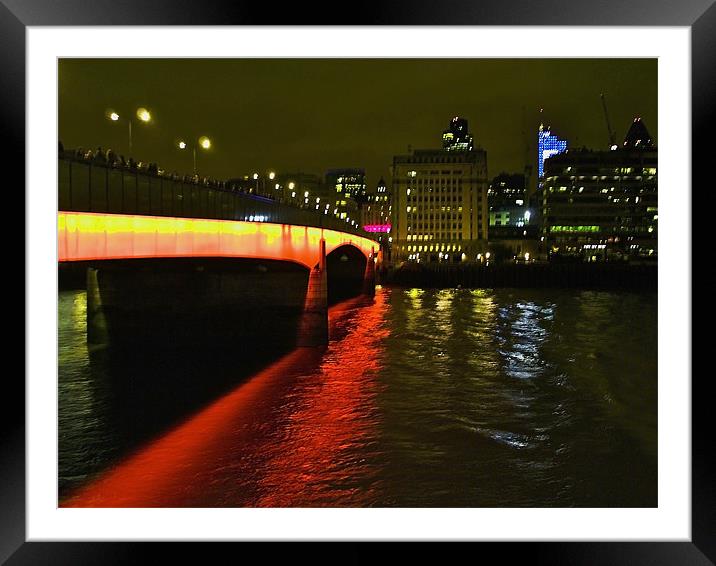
left=541, top=119, right=657, bottom=261
left=360, top=177, right=392, bottom=247
left=392, top=117, right=488, bottom=263
left=488, top=172, right=537, bottom=237
left=442, top=116, right=474, bottom=151
left=325, top=168, right=366, bottom=227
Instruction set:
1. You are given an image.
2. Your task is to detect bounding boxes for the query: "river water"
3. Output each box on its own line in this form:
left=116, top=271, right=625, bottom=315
left=58, top=286, right=657, bottom=507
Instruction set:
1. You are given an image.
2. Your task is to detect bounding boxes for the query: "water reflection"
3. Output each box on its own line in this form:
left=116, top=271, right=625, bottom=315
left=59, top=287, right=657, bottom=507
left=63, top=293, right=389, bottom=507
left=252, top=293, right=389, bottom=507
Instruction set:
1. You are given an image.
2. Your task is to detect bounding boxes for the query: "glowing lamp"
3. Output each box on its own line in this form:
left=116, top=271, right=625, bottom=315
left=136, top=108, right=151, bottom=122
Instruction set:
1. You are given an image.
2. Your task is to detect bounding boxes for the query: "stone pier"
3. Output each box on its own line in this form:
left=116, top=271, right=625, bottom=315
left=297, top=239, right=329, bottom=347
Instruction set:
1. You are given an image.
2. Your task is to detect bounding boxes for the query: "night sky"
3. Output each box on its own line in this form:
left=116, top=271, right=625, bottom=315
left=58, top=58, right=657, bottom=189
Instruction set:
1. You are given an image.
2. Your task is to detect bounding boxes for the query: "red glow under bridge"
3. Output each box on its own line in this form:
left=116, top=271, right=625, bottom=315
left=58, top=212, right=377, bottom=268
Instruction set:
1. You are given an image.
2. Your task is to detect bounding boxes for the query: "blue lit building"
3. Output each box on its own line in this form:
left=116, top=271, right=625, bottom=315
left=538, top=124, right=568, bottom=180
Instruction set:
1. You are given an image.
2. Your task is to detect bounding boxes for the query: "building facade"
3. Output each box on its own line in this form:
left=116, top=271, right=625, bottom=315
left=442, top=116, right=474, bottom=151
left=360, top=177, right=392, bottom=228
left=325, top=168, right=366, bottom=227
left=392, top=118, right=488, bottom=263
left=360, top=177, right=393, bottom=249
left=541, top=120, right=657, bottom=261
left=488, top=172, right=527, bottom=211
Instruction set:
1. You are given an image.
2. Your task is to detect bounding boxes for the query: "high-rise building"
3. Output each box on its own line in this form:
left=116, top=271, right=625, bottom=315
left=360, top=178, right=392, bottom=227
left=541, top=119, right=657, bottom=261
left=392, top=117, right=488, bottom=263
left=442, top=116, right=474, bottom=151
left=488, top=172, right=527, bottom=211
left=623, top=117, right=654, bottom=148
left=325, top=168, right=366, bottom=227
left=538, top=124, right=568, bottom=180
left=360, top=177, right=393, bottom=248
left=487, top=172, right=537, bottom=240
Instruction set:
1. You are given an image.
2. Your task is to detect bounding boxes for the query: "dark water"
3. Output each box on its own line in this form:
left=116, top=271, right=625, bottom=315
left=59, top=286, right=657, bottom=507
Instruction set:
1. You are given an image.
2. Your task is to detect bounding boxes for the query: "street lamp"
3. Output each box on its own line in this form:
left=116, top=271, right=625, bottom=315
left=107, top=107, right=152, bottom=156
left=177, top=135, right=212, bottom=176
left=251, top=171, right=277, bottom=195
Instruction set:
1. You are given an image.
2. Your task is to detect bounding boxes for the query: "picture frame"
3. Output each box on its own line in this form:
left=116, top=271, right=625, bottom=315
left=7, top=0, right=708, bottom=562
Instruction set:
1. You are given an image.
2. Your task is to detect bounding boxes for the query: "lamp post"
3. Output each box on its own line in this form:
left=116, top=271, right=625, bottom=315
left=108, top=107, right=152, bottom=156
left=251, top=171, right=276, bottom=196
left=178, top=136, right=212, bottom=176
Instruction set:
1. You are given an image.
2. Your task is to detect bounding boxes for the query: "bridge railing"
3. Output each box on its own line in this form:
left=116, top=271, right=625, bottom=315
left=58, top=156, right=373, bottom=239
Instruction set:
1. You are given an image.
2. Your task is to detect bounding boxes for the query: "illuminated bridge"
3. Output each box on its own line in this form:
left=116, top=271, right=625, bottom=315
left=58, top=156, right=379, bottom=347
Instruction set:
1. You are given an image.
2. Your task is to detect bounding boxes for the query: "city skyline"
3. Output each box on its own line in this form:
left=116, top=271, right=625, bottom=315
left=58, top=58, right=657, bottom=188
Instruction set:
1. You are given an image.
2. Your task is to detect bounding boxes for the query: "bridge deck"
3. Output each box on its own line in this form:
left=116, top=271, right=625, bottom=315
left=58, top=211, right=376, bottom=269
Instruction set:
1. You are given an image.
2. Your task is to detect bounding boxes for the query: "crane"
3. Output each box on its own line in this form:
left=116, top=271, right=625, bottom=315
left=600, top=93, right=617, bottom=149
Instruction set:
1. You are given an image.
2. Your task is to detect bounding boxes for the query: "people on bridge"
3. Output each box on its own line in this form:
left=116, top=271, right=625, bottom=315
left=93, top=147, right=107, bottom=163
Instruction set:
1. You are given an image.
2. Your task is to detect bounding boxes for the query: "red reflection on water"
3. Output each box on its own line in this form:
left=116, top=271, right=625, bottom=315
left=252, top=291, right=390, bottom=506
left=62, top=290, right=389, bottom=508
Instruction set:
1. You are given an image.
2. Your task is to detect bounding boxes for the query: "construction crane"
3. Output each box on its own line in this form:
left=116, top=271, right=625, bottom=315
left=600, top=93, right=617, bottom=149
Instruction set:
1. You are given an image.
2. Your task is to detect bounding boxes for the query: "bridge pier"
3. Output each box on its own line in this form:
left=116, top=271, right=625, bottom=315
left=297, top=239, right=328, bottom=347
left=362, top=246, right=376, bottom=297
left=86, top=267, right=109, bottom=344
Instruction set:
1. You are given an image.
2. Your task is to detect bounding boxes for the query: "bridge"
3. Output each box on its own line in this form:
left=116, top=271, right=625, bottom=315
left=58, top=154, right=380, bottom=347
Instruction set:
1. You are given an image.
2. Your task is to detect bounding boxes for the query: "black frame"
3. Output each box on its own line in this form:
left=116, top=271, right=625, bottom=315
left=8, top=1, right=710, bottom=563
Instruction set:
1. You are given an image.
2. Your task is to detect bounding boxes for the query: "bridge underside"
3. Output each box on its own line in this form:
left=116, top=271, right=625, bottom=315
left=82, top=258, right=311, bottom=352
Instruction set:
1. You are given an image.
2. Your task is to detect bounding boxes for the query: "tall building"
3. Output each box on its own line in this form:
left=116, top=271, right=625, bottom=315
left=538, top=124, right=568, bottom=180
left=541, top=118, right=657, bottom=261
left=360, top=178, right=393, bottom=247
left=392, top=117, right=488, bottom=263
left=488, top=172, right=537, bottom=238
left=325, top=168, right=366, bottom=226
left=488, top=172, right=527, bottom=210
left=360, top=178, right=392, bottom=227
left=623, top=117, right=653, bottom=148
left=442, top=116, right=474, bottom=151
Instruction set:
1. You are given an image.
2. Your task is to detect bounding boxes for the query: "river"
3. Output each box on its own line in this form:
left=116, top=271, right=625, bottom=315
left=58, top=286, right=657, bottom=507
